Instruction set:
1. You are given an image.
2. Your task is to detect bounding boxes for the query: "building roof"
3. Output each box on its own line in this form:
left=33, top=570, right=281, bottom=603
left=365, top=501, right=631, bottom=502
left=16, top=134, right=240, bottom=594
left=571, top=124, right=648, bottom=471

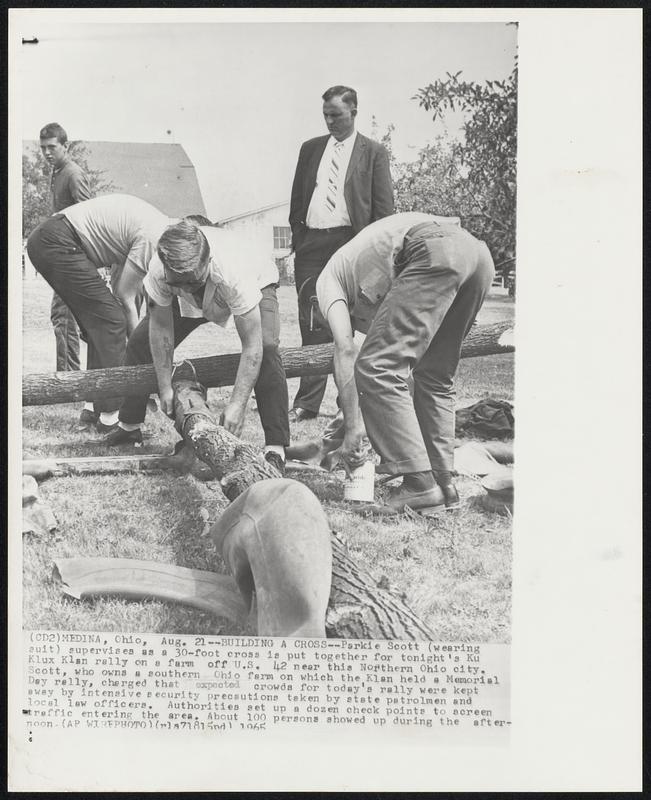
left=216, top=200, right=288, bottom=225
left=24, top=140, right=206, bottom=219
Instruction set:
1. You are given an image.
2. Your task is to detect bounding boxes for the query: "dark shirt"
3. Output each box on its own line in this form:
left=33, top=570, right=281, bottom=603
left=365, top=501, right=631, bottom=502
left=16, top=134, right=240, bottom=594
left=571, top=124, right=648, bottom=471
left=51, top=157, right=92, bottom=212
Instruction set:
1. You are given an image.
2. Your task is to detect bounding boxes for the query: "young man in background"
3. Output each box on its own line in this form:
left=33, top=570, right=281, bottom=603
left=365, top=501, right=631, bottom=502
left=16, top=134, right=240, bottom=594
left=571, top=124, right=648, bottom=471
left=39, top=123, right=92, bottom=385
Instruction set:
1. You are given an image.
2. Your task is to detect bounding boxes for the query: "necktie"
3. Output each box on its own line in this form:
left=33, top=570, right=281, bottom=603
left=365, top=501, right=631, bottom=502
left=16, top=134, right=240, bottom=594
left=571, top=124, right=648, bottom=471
left=326, top=142, right=344, bottom=214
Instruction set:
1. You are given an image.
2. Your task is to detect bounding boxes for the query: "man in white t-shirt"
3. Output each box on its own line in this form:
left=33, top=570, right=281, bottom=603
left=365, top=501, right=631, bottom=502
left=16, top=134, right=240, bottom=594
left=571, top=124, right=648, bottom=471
left=315, top=212, right=495, bottom=514
left=103, top=220, right=290, bottom=472
left=27, top=194, right=176, bottom=430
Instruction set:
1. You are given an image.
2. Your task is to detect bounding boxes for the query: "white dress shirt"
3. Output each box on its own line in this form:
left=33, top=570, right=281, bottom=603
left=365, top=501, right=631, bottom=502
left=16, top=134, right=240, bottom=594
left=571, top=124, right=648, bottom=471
left=306, top=131, right=357, bottom=229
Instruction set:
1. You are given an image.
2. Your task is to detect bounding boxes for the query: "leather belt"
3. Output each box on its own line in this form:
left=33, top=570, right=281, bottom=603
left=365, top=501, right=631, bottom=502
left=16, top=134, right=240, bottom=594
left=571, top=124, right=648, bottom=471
left=307, top=226, right=352, bottom=235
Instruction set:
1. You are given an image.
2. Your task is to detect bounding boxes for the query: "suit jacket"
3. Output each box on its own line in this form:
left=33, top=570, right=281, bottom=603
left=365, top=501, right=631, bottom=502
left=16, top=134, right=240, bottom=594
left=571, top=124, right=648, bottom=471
left=289, top=132, right=394, bottom=249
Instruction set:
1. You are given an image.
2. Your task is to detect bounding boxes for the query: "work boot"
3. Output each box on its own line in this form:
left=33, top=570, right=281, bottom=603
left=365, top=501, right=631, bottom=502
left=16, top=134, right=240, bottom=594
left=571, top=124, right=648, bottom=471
left=290, top=408, right=318, bottom=422
left=385, top=483, right=446, bottom=515
left=101, top=425, right=143, bottom=445
left=95, top=420, right=120, bottom=434
left=439, top=483, right=460, bottom=509
left=76, top=408, right=99, bottom=431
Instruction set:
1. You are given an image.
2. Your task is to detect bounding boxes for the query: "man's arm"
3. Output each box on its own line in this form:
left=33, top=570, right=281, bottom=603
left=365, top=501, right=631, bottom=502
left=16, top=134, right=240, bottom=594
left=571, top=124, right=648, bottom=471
left=68, top=167, right=92, bottom=204
left=112, top=261, right=144, bottom=336
left=326, top=300, right=366, bottom=462
left=289, top=142, right=308, bottom=251
left=370, top=144, right=395, bottom=222
left=220, top=305, right=263, bottom=438
left=149, top=301, right=176, bottom=415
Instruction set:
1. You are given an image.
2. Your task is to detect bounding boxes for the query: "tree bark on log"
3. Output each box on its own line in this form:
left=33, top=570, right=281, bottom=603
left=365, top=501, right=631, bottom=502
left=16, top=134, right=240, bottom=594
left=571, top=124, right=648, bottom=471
left=23, top=320, right=514, bottom=406
left=173, top=379, right=437, bottom=640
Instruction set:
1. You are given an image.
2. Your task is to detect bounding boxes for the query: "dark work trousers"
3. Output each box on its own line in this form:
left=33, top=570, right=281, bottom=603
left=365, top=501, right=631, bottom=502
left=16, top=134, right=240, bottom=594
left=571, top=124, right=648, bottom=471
left=50, top=292, right=81, bottom=371
left=293, top=226, right=354, bottom=414
left=119, top=287, right=290, bottom=447
left=27, top=215, right=127, bottom=413
left=354, top=223, right=495, bottom=475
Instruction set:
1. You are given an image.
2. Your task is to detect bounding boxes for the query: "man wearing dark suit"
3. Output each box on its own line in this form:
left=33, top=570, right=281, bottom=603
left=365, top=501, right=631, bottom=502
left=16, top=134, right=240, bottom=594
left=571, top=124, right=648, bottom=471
left=289, top=85, right=394, bottom=419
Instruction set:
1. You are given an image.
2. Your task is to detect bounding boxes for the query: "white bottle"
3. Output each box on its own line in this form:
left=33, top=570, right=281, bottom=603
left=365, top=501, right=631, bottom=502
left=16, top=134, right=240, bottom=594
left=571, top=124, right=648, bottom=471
left=344, top=461, right=375, bottom=503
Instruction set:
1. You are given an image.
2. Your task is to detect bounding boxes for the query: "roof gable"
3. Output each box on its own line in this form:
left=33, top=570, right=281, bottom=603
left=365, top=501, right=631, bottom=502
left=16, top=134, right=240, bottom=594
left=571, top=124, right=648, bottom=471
left=24, top=140, right=206, bottom=219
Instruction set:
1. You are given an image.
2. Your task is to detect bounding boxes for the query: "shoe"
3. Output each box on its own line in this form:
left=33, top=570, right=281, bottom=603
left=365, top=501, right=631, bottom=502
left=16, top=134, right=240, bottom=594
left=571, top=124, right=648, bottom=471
left=101, top=425, right=143, bottom=445
left=386, top=484, right=446, bottom=515
left=439, top=483, right=460, bottom=509
left=76, top=409, right=99, bottom=431
left=290, top=408, right=318, bottom=422
left=264, top=451, right=286, bottom=476
left=95, top=419, right=121, bottom=434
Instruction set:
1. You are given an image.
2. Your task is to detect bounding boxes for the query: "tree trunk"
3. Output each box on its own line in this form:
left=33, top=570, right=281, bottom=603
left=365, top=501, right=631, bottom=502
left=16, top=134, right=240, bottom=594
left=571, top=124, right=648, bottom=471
left=173, top=378, right=437, bottom=640
left=23, top=320, right=514, bottom=407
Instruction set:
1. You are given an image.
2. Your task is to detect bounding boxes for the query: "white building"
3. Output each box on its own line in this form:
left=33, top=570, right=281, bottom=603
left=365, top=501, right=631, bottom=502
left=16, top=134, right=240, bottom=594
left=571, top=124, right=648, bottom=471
left=216, top=201, right=295, bottom=284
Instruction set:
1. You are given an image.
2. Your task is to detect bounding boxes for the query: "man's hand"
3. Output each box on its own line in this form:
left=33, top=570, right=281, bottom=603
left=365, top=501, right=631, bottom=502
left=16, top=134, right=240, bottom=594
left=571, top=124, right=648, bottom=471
left=219, top=400, right=247, bottom=438
left=149, top=302, right=175, bottom=416
left=324, top=429, right=367, bottom=475
left=341, top=431, right=367, bottom=472
left=159, top=386, right=175, bottom=417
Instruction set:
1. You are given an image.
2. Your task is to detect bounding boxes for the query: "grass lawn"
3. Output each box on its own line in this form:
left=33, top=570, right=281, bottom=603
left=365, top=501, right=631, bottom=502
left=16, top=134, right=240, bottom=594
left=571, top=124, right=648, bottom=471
left=21, top=277, right=514, bottom=642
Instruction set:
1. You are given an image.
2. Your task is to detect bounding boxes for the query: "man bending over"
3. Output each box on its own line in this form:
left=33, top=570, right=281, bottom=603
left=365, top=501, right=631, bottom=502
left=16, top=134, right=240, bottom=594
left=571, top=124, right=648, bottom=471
left=316, top=212, right=495, bottom=513
left=103, top=220, right=290, bottom=473
left=27, top=193, right=177, bottom=431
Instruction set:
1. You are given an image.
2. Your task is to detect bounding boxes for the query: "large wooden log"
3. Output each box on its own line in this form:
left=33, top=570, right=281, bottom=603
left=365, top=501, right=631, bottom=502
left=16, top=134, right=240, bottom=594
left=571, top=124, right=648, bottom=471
left=173, top=378, right=437, bottom=640
left=23, top=320, right=514, bottom=406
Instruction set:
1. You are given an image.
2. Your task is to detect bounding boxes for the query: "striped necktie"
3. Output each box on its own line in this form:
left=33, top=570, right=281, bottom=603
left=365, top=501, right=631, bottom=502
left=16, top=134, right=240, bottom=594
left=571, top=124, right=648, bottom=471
left=326, top=141, right=344, bottom=214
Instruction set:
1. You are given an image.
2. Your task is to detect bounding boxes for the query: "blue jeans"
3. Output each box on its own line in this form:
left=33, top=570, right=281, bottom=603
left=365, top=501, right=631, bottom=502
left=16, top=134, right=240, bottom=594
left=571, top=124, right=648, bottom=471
left=354, top=223, right=495, bottom=474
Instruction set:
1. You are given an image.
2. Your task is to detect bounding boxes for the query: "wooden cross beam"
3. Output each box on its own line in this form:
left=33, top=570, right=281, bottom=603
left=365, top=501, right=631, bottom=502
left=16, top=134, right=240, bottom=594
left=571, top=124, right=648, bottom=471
left=22, top=321, right=514, bottom=406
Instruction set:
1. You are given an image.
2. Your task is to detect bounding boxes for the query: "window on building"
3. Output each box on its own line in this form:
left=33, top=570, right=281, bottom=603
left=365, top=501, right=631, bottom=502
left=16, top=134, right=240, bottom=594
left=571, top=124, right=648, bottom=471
left=273, top=226, right=292, bottom=249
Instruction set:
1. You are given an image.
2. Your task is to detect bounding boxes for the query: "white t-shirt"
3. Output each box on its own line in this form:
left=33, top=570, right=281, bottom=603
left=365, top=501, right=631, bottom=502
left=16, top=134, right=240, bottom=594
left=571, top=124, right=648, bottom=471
left=306, top=132, right=357, bottom=229
left=316, top=212, right=460, bottom=333
left=62, top=194, right=174, bottom=273
left=144, top=226, right=279, bottom=326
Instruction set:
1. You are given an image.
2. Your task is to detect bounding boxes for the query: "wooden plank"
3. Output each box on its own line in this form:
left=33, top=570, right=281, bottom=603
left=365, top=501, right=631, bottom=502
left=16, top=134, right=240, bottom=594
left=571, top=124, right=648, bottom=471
left=23, top=451, right=192, bottom=479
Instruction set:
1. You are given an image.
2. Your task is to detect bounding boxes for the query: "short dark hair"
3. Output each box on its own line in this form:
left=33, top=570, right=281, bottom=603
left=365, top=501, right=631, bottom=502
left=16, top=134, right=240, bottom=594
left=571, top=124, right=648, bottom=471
left=322, top=85, right=358, bottom=109
left=39, top=123, right=68, bottom=145
left=184, top=214, right=213, bottom=227
left=157, top=220, right=210, bottom=275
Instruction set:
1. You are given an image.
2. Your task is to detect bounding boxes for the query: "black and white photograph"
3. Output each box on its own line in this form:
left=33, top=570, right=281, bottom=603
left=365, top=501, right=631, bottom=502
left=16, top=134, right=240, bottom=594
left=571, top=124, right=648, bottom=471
left=19, top=17, right=516, bottom=640
left=9, top=7, right=641, bottom=793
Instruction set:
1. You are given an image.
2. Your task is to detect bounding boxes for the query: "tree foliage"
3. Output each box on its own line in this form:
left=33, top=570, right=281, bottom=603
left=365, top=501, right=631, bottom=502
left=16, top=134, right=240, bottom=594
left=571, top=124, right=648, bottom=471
left=374, top=62, right=517, bottom=273
left=22, top=142, right=119, bottom=238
